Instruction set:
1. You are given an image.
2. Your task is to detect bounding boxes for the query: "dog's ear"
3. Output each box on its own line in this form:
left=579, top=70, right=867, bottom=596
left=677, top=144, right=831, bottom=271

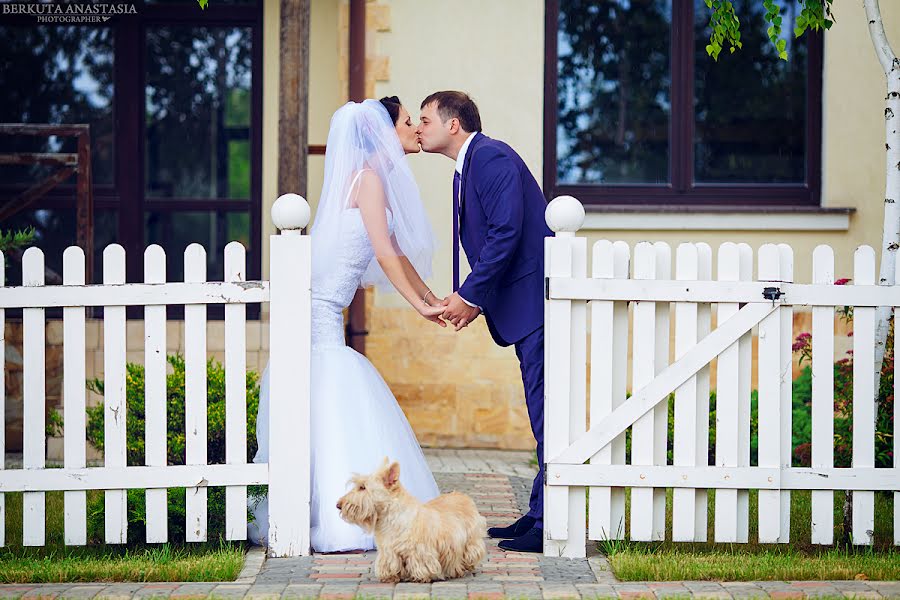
left=382, top=461, right=400, bottom=489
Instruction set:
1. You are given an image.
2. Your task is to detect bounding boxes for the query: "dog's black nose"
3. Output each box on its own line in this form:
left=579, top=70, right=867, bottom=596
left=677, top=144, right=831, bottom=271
left=336, top=500, right=343, bottom=510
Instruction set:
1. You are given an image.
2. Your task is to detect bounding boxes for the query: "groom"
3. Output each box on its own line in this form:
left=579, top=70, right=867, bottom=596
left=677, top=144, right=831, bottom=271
left=417, top=91, right=552, bottom=553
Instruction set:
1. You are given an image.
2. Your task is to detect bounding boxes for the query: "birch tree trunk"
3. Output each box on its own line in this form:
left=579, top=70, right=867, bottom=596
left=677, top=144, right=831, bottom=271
left=864, top=0, right=900, bottom=402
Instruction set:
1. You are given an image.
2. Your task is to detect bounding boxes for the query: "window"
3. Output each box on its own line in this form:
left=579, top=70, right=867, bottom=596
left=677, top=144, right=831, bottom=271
left=0, top=1, right=262, bottom=294
left=144, top=25, right=255, bottom=283
left=544, top=0, right=822, bottom=206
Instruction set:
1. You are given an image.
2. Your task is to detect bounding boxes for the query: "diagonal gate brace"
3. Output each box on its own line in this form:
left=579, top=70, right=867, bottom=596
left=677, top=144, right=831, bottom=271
left=551, top=301, right=777, bottom=466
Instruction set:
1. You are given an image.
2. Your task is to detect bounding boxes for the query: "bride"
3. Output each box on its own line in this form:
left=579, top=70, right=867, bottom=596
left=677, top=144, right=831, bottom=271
left=249, top=97, right=444, bottom=552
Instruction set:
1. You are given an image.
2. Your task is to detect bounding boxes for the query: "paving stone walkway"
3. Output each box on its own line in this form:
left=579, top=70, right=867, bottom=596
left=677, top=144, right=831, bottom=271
left=0, top=449, right=897, bottom=598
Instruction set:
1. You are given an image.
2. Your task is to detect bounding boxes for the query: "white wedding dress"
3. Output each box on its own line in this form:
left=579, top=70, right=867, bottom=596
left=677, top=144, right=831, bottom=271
left=248, top=196, right=440, bottom=553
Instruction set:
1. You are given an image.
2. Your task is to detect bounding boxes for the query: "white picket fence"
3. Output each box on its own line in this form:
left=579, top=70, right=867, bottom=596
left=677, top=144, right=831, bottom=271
left=542, top=196, right=900, bottom=558
left=0, top=194, right=313, bottom=557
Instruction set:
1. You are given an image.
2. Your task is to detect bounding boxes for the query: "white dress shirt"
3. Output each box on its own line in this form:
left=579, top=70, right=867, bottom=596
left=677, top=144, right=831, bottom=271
left=455, top=132, right=480, bottom=309
left=455, top=132, right=477, bottom=176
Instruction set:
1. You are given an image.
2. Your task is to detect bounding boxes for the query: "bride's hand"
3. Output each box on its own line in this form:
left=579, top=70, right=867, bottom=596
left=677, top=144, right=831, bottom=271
left=418, top=303, right=447, bottom=327
left=423, top=291, right=449, bottom=308
left=426, top=295, right=449, bottom=308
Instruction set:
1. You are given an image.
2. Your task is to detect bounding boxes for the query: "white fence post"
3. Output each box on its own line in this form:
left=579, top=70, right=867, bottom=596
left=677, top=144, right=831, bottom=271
left=267, top=193, right=312, bottom=557
left=737, top=243, right=753, bottom=544
left=714, top=243, right=741, bottom=543
left=695, top=243, right=712, bottom=541
left=811, top=244, right=835, bottom=545
left=778, top=244, right=794, bottom=543
left=63, top=246, right=87, bottom=546
left=103, top=244, right=128, bottom=544
left=22, top=247, right=46, bottom=546
left=651, top=242, right=670, bottom=542
left=852, top=246, right=876, bottom=545
left=144, top=245, right=168, bottom=543
left=224, top=242, right=249, bottom=540
left=185, top=244, right=209, bottom=543
left=757, top=244, right=783, bottom=543
left=544, top=196, right=586, bottom=557
left=673, top=243, right=700, bottom=542
left=631, top=242, right=664, bottom=542
left=589, top=240, right=629, bottom=542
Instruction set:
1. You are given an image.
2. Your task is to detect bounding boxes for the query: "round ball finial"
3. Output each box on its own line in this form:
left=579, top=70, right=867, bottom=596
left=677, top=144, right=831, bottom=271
left=545, top=195, right=585, bottom=233
left=271, top=193, right=311, bottom=232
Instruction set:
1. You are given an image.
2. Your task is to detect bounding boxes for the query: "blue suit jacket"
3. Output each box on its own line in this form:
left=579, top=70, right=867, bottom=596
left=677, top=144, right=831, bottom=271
left=457, top=133, right=552, bottom=347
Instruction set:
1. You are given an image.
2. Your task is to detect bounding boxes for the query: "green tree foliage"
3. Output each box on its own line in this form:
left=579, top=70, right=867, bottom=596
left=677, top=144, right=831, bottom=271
left=705, top=0, right=834, bottom=60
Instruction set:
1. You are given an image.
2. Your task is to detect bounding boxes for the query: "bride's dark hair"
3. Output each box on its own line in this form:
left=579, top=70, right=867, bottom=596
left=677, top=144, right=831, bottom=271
left=379, top=96, right=402, bottom=125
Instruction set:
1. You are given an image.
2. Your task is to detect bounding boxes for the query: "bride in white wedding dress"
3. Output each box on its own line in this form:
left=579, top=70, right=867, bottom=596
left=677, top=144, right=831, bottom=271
left=249, top=97, right=445, bottom=553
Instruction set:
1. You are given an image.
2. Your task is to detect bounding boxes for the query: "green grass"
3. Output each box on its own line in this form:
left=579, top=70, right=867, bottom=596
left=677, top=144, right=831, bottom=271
left=608, top=545, right=900, bottom=581
left=0, top=491, right=245, bottom=583
left=600, top=488, right=899, bottom=581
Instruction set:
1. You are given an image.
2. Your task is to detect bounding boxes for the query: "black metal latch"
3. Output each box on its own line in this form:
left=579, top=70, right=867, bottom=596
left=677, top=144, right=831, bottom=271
left=545, top=276, right=550, bottom=300
left=762, top=286, right=784, bottom=305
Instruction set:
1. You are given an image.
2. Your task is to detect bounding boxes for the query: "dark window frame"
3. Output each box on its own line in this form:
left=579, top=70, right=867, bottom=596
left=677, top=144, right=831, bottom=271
left=0, top=1, right=263, bottom=313
left=543, top=0, right=823, bottom=207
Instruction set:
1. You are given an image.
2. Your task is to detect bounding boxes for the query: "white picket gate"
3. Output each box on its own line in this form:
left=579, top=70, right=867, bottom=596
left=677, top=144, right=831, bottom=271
left=0, top=194, right=312, bottom=557
left=542, top=196, right=900, bottom=558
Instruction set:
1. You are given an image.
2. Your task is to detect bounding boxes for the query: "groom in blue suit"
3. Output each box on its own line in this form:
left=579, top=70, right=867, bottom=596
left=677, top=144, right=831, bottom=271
left=417, top=91, right=552, bottom=553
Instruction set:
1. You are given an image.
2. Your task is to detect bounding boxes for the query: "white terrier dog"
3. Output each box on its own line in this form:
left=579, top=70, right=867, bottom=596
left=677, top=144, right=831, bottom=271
left=336, top=459, right=486, bottom=583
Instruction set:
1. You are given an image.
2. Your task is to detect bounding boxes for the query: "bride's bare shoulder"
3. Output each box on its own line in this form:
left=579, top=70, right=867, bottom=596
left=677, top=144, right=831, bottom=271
left=349, top=168, right=386, bottom=208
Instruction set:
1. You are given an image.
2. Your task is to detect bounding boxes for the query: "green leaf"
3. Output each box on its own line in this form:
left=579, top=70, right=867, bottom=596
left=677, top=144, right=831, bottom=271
left=777, top=38, right=786, bottom=52
left=779, top=50, right=788, bottom=60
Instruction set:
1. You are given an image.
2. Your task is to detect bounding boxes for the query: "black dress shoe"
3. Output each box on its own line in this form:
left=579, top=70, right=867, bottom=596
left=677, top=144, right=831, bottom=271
left=497, top=527, right=543, bottom=553
left=487, top=515, right=535, bottom=539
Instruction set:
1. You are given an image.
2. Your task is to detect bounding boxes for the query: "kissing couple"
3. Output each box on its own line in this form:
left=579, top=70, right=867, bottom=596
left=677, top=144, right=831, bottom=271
left=250, top=91, right=551, bottom=554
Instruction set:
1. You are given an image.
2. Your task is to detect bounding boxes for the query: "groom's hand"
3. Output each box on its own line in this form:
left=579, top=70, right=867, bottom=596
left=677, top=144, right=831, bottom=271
left=442, top=292, right=481, bottom=331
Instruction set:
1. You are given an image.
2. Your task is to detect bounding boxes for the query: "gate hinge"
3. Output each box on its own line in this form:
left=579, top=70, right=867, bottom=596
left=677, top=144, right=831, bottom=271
left=544, top=276, right=550, bottom=300
left=762, top=286, right=784, bottom=304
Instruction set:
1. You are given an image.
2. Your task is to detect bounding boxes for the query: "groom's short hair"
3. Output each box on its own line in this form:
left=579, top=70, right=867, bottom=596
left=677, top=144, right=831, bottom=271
left=421, top=91, right=482, bottom=133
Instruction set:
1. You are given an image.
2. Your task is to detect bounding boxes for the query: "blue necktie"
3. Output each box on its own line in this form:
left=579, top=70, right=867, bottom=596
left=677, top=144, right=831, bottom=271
left=452, top=171, right=461, bottom=292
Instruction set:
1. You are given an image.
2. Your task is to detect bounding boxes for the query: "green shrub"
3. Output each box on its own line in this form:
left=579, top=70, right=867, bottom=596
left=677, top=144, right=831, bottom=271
left=82, top=354, right=261, bottom=544
left=0, top=227, right=35, bottom=255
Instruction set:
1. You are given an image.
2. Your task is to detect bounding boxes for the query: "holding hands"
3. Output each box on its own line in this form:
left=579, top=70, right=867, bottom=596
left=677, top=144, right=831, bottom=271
left=441, top=292, right=481, bottom=331
left=419, top=290, right=481, bottom=332
left=418, top=294, right=448, bottom=328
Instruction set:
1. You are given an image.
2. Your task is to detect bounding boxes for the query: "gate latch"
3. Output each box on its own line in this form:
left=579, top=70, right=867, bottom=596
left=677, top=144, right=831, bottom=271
left=762, top=286, right=784, bottom=305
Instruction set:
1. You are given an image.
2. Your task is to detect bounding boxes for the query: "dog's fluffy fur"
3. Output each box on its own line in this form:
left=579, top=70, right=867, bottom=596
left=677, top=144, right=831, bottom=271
left=336, top=458, right=486, bottom=583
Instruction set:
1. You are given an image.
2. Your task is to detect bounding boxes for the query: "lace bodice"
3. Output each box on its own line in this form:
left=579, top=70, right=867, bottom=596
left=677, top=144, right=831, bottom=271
left=311, top=207, right=393, bottom=349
